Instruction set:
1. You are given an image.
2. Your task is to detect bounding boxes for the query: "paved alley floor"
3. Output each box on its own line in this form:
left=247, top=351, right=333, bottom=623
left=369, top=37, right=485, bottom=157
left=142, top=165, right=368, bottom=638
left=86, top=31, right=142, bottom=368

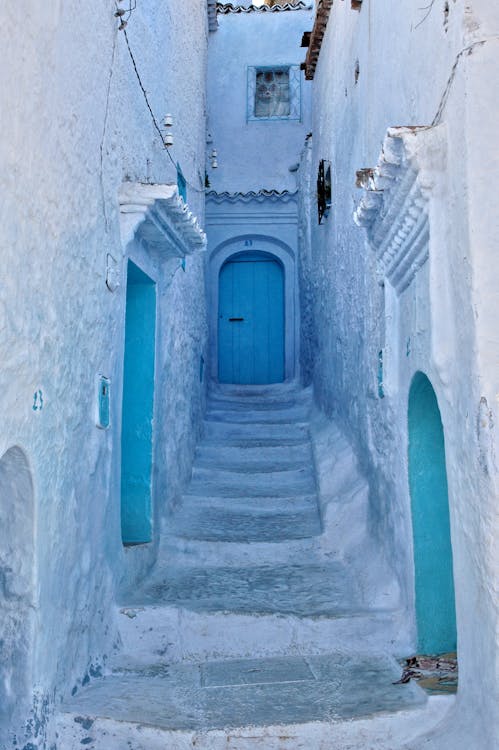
left=57, top=383, right=452, bottom=748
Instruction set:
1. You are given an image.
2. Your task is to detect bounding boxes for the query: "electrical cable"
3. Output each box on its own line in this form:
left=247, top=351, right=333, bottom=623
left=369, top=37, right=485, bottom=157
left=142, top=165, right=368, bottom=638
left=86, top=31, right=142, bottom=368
left=121, top=27, right=206, bottom=194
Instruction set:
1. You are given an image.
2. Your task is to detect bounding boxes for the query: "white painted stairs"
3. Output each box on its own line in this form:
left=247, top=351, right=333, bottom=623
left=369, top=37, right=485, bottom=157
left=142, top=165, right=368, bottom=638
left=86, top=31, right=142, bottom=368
left=56, top=383, right=452, bottom=749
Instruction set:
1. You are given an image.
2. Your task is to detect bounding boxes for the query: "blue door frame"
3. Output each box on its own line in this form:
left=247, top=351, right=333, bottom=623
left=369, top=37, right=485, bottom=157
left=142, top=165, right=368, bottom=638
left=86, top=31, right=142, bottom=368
left=218, top=252, right=284, bottom=384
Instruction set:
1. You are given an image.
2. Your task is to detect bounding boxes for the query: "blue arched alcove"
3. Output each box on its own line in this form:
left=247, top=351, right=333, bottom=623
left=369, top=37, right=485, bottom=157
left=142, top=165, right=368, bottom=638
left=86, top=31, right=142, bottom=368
left=218, top=250, right=285, bottom=384
left=408, top=372, right=457, bottom=654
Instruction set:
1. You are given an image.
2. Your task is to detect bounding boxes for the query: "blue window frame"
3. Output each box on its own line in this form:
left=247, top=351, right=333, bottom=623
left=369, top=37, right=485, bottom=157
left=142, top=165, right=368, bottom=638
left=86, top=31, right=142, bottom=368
left=247, top=65, right=301, bottom=122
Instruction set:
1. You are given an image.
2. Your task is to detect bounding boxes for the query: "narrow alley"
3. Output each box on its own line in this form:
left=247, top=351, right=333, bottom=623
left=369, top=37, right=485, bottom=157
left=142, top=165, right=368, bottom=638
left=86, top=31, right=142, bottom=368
left=57, top=384, right=438, bottom=748
left=1, top=1, right=498, bottom=749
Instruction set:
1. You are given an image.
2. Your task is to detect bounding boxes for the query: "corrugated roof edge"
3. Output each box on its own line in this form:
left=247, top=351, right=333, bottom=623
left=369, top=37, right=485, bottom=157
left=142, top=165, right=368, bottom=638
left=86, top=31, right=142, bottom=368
left=206, top=189, right=298, bottom=203
left=217, top=2, right=312, bottom=15
left=304, top=0, right=333, bottom=80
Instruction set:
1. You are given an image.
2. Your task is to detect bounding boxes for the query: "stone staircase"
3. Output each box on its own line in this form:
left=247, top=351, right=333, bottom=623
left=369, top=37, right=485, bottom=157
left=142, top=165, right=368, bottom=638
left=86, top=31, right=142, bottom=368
left=56, top=383, right=451, bottom=749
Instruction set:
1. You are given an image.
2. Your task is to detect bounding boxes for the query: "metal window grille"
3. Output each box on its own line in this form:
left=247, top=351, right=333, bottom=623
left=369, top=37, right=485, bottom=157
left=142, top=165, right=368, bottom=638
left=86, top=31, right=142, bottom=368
left=255, top=69, right=290, bottom=117
left=247, top=65, right=301, bottom=121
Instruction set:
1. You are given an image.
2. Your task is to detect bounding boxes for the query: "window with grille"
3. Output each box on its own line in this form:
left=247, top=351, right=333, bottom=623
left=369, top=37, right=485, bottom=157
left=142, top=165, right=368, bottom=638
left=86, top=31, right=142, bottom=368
left=247, top=65, right=301, bottom=121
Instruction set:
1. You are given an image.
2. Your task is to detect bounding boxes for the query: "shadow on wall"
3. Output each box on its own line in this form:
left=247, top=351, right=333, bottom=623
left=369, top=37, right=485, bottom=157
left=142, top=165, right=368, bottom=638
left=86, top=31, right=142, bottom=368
left=408, top=372, right=457, bottom=655
left=0, top=446, right=35, bottom=745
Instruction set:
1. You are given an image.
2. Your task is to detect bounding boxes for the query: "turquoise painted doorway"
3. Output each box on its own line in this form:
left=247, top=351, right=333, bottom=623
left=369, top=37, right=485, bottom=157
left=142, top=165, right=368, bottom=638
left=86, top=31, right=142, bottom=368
left=408, top=372, right=457, bottom=654
left=121, top=261, right=156, bottom=545
left=218, top=252, right=284, bottom=384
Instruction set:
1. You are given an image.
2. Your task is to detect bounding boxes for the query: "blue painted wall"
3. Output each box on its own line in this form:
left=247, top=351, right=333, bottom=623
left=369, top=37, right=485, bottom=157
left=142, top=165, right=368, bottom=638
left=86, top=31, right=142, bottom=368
left=121, top=261, right=157, bottom=545
left=218, top=252, right=284, bottom=384
left=408, top=372, right=457, bottom=654
left=207, top=7, right=313, bottom=193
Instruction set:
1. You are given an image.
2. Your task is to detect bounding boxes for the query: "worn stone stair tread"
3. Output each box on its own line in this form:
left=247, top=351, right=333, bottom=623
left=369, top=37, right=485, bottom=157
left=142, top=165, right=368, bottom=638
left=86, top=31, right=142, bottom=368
left=171, top=508, right=322, bottom=542
left=201, top=435, right=311, bottom=448
left=121, top=563, right=365, bottom=616
left=207, top=397, right=301, bottom=412
left=59, top=653, right=426, bottom=735
left=179, top=492, right=318, bottom=512
left=194, top=442, right=313, bottom=470
left=187, top=466, right=316, bottom=496
left=203, top=420, right=309, bottom=442
left=208, top=382, right=306, bottom=401
left=205, top=408, right=309, bottom=424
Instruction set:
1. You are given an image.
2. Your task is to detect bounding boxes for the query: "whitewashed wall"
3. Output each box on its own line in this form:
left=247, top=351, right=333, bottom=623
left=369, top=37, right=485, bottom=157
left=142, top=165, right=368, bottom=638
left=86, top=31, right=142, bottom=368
left=0, top=1, right=208, bottom=746
left=298, top=1, right=499, bottom=748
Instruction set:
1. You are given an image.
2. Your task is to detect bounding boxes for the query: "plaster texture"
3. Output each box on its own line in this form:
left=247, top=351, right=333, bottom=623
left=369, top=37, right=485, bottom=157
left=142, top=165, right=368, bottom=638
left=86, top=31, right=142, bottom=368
left=0, top=1, right=208, bottom=746
left=297, top=1, right=499, bottom=747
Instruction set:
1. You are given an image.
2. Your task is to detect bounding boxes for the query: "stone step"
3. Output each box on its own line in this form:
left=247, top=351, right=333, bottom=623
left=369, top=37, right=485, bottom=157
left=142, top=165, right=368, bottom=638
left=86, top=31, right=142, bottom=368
left=202, top=420, right=309, bottom=445
left=122, top=563, right=362, bottom=617
left=188, top=466, right=316, bottom=497
left=179, top=494, right=318, bottom=515
left=171, top=504, right=322, bottom=542
left=115, top=603, right=410, bottom=666
left=207, top=396, right=302, bottom=412
left=160, top=531, right=325, bottom=569
left=205, top=406, right=309, bottom=424
left=56, top=653, right=442, bottom=750
left=208, top=382, right=305, bottom=402
left=194, top=442, right=313, bottom=471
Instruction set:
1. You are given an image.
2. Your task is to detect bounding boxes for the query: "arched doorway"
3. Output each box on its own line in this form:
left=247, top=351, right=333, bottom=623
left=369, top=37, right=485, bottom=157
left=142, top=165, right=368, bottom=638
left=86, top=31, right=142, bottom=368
left=0, top=446, right=35, bottom=746
left=408, top=372, right=457, bottom=653
left=218, top=251, right=284, bottom=384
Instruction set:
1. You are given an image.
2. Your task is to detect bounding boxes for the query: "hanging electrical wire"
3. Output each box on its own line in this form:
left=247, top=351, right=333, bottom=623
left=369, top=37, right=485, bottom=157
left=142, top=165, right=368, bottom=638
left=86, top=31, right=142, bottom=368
left=117, top=5, right=205, bottom=195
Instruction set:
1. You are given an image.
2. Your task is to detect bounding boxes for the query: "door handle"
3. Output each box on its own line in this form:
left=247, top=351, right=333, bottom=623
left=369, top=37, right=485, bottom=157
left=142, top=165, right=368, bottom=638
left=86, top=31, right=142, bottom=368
left=229, top=317, right=244, bottom=322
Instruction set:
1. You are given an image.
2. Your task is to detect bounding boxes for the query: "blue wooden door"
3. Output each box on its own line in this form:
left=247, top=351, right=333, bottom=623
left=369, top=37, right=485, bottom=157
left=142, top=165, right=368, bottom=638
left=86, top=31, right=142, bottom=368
left=408, top=372, right=457, bottom=653
left=121, top=261, right=156, bottom=545
left=218, top=253, right=284, bottom=384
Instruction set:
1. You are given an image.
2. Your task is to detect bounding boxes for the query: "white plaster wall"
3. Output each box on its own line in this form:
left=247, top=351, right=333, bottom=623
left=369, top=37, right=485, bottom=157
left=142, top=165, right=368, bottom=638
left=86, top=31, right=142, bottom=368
left=207, top=8, right=313, bottom=193
left=0, top=1, right=208, bottom=746
left=297, top=1, right=499, bottom=747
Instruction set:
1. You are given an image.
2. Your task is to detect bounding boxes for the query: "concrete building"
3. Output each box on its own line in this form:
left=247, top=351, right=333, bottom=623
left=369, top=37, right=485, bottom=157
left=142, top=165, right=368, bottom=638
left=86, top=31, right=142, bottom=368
left=0, top=1, right=497, bottom=749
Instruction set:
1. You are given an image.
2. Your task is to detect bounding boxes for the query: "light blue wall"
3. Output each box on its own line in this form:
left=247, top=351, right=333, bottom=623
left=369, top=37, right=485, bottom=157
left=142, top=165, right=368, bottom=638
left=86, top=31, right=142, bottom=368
left=207, top=7, right=313, bottom=193
left=408, top=372, right=457, bottom=654
left=121, top=261, right=157, bottom=545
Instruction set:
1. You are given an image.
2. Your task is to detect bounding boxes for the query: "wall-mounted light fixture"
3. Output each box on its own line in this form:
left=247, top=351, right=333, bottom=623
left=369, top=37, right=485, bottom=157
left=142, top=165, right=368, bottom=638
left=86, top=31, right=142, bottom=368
left=163, top=114, right=174, bottom=147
